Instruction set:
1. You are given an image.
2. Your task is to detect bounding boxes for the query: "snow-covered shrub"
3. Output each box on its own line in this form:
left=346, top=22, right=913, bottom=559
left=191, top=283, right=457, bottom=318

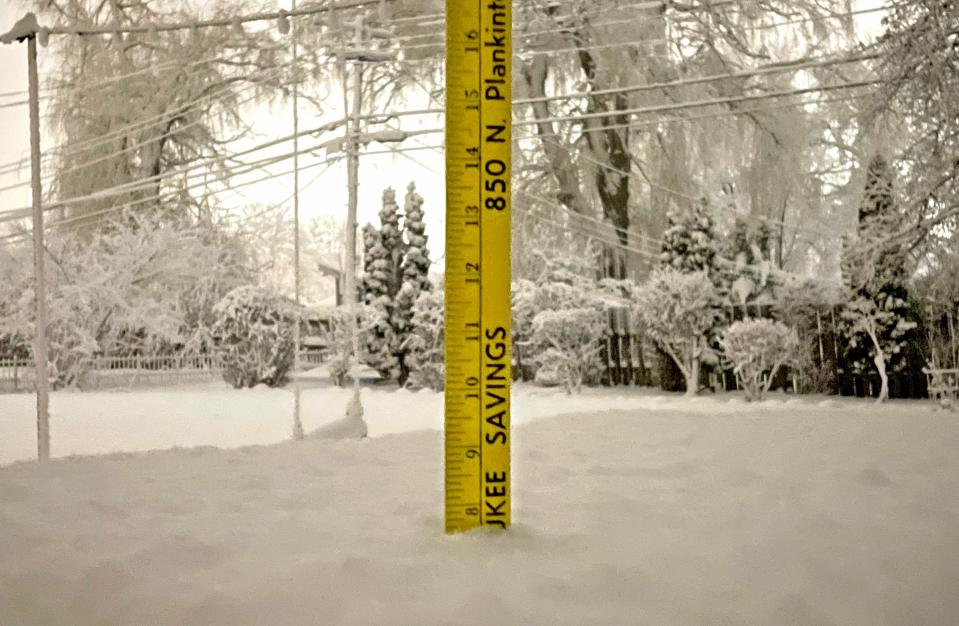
left=529, top=308, right=606, bottom=393
left=212, top=286, right=297, bottom=388
left=324, top=308, right=356, bottom=387
left=721, top=319, right=799, bottom=401
left=0, top=214, right=245, bottom=388
left=404, top=289, right=445, bottom=390
left=635, top=269, right=721, bottom=396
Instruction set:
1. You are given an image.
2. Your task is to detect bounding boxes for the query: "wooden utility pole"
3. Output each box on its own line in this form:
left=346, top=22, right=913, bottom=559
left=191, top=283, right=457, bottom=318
left=291, top=0, right=305, bottom=441
left=27, top=31, right=50, bottom=461
left=27, top=33, right=50, bottom=461
left=2, top=13, right=51, bottom=461
left=343, top=14, right=365, bottom=421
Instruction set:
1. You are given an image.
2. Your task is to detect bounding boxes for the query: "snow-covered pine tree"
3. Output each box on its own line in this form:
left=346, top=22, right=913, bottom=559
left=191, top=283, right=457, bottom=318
left=394, top=183, right=432, bottom=385
left=357, top=185, right=432, bottom=383
left=360, top=224, right=383, bottom=304
left=379, top=187, right=406, bottom=297
left=660, top=197, right=720, bottom=278
left=840, top=154, right=918, bottom=402
left=359, top=189, right=403, bottom=376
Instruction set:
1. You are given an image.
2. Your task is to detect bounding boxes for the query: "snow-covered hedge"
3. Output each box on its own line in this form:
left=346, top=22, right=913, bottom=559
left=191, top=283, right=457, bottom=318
left=212, top=286, right=297, bottom=388
left=721, top=318, right=799, bottom=401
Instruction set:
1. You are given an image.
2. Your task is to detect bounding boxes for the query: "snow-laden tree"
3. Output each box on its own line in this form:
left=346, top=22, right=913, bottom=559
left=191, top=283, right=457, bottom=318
left=0, top=212, right=250, bottom=387
left=359, top=185, right=431, bottom=383
left=511, top=259, right=623, bottom=388
left=32, top=0, right=298, bottom=226
left=360, top=188, right=403, bottom=376
left=393, top=183, right=432, bottom=384
left=512, top=0, right=864, bottom=279
left=404, top=289, right=444, bottom=391
left=721, top=319, right=799, bottom=401
left=635, top=269, right=721, bottom=396
left=660, top=197, right=720, bottom=278
left=360, top=302, right=398, bottom=380
left=360, top=224, right=382, bottom=304
left=841, top=154, right=918, bottom=402
left=872, top=0, right=959, bottom=255
left=212, top=285, right=296, bottom=389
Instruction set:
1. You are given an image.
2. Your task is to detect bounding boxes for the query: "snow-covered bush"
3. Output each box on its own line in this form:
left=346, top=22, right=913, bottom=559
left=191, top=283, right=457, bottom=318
left=721, top=319, right=799, bottom=401
left=324, top=308, right=356, bottom=387
left=635, top=269, right=721, bottom=396
left=0, top=214, right=247, bottom=388
left=212, top=286, right=297, bottom=388
left=529, top=308, right=607, bottom=393
left=404, top=289, right=445, bottom=390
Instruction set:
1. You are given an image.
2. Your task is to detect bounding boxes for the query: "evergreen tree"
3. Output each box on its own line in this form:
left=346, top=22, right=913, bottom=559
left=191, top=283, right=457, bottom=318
left=359, top=189, right=403, bottom=376
left=357, top=184, right=432, bottom=383
left=840, top=154, right=918, bottom=402
left=660, top=197, right=720, bottom=278
left=360, top=224, right=383, bottom=304
left=379, top=187, right=406, bottom=297
left=394, top=183, right=432, bottom=384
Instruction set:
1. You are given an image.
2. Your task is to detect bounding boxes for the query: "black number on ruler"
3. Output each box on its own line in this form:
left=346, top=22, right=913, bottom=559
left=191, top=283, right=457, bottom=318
left=466, top=376, right=478, bottom=386
left=465, top=448, right=479, bottom=459
left=466, top=507, right=479, bottom=516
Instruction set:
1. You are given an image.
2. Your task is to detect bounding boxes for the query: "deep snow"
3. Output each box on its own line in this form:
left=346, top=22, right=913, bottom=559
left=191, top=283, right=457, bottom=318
left=0, top=377, right=866, bottom=467
left=2, top=387, right=958, bottom=624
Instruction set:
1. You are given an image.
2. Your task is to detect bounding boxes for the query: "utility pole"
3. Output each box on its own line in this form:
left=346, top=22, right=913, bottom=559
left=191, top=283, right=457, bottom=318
left=342, top=13, right=365, bottom=424
left=291, top=0, right=305, bottom=441
left=28, top=31, right=50, bottom=462
left=0, top=15, right=54, bottom=462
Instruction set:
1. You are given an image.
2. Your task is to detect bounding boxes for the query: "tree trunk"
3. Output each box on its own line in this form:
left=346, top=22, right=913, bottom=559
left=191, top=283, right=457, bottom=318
left=685, top=357, right=700, bottom=397
left=873, top=350, right=889, bottom=403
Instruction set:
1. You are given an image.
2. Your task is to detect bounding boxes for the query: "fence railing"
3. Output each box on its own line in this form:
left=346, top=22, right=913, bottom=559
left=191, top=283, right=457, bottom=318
left=0, top=358, right=31, bottom=391
left=1, top=350, right=326, bottom=392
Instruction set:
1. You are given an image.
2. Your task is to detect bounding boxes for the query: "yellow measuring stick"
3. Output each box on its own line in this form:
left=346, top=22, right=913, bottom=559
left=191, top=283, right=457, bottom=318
left=444, top=0, right=511, bottom=533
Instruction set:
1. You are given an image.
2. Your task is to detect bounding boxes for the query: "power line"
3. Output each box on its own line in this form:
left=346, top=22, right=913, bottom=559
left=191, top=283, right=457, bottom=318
left=36, top=0, right=385, bottom=37
left=515, top=79, right=878, bottom=127
left=516, top=52, right=878, bottom=106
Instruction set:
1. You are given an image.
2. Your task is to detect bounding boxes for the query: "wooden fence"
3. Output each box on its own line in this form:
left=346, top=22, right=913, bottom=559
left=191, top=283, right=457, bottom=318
left=0, top=350, right=326, bottom=392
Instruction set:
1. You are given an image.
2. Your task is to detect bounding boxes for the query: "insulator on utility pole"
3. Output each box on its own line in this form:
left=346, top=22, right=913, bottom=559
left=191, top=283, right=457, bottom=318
left=277, top=10, right=291, bottom=35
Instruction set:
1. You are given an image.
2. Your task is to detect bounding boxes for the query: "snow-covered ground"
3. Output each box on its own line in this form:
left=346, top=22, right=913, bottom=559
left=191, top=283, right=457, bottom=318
left=0, top=376, right=869, bottom=467
left=2, top=383, right=958, bottom=624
